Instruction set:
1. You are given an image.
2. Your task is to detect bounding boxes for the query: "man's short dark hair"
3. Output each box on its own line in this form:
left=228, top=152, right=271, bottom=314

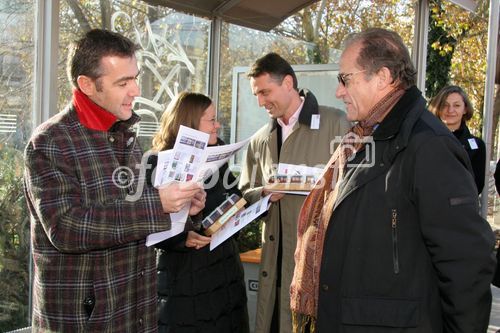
left=67, top=29, right=140, bottom=88
left=344, top=28, right=417, bottom=89
left=247, top=52, right=298, bottom=90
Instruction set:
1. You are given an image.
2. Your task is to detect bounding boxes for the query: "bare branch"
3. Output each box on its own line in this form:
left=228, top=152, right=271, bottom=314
left=65, top=0, right=92, bottom=32
left=100, top=0, right=112, bottom=30
left=314, top=0, right=327, bottom=40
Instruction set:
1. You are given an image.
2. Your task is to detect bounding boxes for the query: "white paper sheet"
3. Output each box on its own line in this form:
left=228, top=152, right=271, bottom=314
left=277, top=163, right=323, bottom=177
left=210, top=194, right=272, bottom=251
left=154, top=134, right=250, bottom=187
left=157, top=126, right=210, bottom=186
left=146, top=126, right=209, bottom=246
left=153, top=149, right=173, bottom=188
left=198, top=137, right=251, bottom=180
left=146, top=220, right=185, bottom=247
left=148, top=127, right=250, bottom=246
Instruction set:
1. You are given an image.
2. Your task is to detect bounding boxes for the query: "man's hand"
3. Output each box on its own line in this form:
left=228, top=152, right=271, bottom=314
left=185, top=231, right=211, bottom=250
left=189, top=189, right=206, bottom=216
left=262, top=188, right=285, bottom=202
left=158, top=181, right=204, bottom=213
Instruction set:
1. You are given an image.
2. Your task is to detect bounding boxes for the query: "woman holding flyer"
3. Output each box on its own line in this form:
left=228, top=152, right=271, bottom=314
left=147, top=91, right=249, bottom=333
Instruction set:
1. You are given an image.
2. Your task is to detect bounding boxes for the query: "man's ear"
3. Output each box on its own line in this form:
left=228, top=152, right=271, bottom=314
left=377, top=67, right=393, bottom=90
left=77, top=75, right=95, bottom=96
left=282, top=74, right=294, bottom=91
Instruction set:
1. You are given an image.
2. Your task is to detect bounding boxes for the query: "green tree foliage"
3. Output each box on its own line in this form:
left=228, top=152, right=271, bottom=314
left=425, top=0, right=491, bottom=139
left=238, top=220, right=262, bottom=253
left=426, top=0, right=456, bottom=97
left=275, top=0, right=416, bottom=64
left=0, top=0, right=34, bottom=330
left=0, top=147, right=30, bottom=332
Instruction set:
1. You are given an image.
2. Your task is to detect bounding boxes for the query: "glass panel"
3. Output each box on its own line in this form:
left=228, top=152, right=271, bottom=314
left=58, top=0, right=210, bottom=150
left=0, top=0, right=35, bottom=331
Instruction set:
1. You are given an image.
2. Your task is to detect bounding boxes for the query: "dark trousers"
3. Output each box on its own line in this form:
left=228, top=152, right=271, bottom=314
left=269, top=286, right=281, bottom=333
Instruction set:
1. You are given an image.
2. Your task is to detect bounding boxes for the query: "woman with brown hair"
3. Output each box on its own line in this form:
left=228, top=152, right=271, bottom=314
left=429, top=85, right=486, bottom=194
left=147, top=91, right=249, bottom=333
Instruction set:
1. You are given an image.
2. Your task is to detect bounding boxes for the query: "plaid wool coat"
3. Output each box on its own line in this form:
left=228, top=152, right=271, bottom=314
left=24, top=105, right=170, bottom=332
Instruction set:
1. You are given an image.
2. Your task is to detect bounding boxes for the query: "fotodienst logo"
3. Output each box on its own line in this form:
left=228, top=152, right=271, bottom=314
left=112, top=151, right=153, bottom=202
left=115, top=150, right=242, bottom=202
left=330, top=133, right=376, bottom=168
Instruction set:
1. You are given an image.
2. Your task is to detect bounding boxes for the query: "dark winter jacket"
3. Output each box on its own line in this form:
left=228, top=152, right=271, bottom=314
left=317, top=86, right=495, bottom=333
left=451, top=123, right=486, bottom=194
left=147, top=139, right=249, bottom=333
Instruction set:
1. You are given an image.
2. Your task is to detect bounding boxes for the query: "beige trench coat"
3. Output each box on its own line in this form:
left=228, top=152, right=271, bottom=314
left=239, top=90, right=350, bottom=333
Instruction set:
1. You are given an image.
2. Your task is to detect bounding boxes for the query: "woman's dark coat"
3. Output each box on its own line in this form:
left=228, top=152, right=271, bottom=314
left=451, top=123, right=486, bottom=194
left=147, top=139, right=249, bottom=333
left=317, top=86, right=495, bottom=333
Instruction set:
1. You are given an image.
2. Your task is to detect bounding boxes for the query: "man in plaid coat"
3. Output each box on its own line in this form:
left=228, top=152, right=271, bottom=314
left=23, top=29, right=206, bottom=332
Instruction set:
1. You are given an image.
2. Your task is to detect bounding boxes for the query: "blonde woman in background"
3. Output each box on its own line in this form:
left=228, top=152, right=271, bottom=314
left=429, top=85, right=486, bottom=194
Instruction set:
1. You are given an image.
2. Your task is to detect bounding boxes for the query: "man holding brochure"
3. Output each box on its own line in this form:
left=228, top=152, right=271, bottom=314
left=239, top=52, right=350, bottom=333
left=24, top=30, right=205, bottom=332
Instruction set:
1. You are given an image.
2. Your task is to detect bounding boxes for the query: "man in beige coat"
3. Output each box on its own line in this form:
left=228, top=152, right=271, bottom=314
left=239, top=52, right=350, bottom=333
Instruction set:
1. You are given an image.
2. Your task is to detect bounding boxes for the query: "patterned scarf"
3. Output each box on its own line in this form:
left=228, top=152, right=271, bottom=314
left=290, top=87, right=405, bottom=333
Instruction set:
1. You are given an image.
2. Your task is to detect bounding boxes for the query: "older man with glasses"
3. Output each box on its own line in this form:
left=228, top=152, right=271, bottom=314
left=290, top=28, right=496, bottom=333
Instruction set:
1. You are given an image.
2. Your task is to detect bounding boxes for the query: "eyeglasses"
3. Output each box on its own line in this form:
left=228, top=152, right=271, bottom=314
left=337, top=70, right=367, bottom=87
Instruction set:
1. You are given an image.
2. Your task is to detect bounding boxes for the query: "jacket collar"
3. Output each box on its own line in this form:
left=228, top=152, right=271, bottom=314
left=268, top=89, right=319, bottom=133
left=373, top=85, right=427, bottom=166
left=452, top=122, right=470, bottom=139
left=68, top=104, right=141, bottom=133
left=109, top=112, right=141, bottom=132
left=372, top=85, right=424, bottom=141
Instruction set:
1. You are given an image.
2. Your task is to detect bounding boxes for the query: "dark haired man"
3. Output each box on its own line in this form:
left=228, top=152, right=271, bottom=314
left=290, top=28, right=495, bottom=332
left=24, top=29, right=205, bottom=332
left=239, top=52, right=350, bottom=333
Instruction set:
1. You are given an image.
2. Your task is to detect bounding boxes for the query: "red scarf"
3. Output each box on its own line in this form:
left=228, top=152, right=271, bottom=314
left=72, top=89, right=117, bottom=131
left=290, top=87, right=405, bottom=333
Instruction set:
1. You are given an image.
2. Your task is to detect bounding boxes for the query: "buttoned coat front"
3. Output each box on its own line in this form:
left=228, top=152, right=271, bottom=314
left=24, top=106, right=171, bottom=332
left=239, top=90, right=350, bottom=333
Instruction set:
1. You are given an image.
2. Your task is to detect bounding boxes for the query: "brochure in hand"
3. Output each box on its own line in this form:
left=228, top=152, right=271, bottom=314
left=263, top=162, right=324, bottom=195
left=264, top=174, right=317, bottom=191
left=202, top=193, right=247, bottom=236
left=146, top=126, right=250, bottom=246
left=210, top=194, right=272, bottom=251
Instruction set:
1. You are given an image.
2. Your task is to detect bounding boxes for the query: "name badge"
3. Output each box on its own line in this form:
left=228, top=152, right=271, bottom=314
left=310, top=114, right=320, bottom=130
left=468, top=138, right=478, bottom=150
